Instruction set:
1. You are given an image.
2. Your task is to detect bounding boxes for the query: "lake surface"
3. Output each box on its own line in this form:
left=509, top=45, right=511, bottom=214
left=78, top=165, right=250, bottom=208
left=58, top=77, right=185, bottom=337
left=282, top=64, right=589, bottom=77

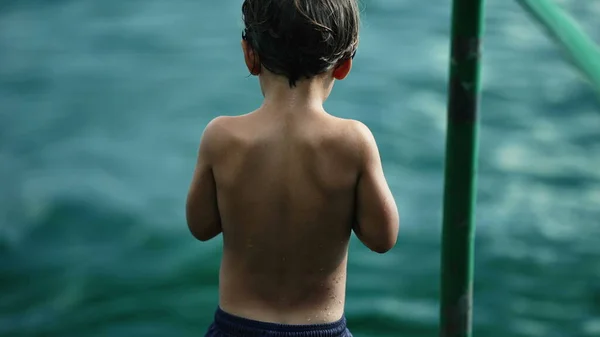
left=1, top=0, right=599, bottom=336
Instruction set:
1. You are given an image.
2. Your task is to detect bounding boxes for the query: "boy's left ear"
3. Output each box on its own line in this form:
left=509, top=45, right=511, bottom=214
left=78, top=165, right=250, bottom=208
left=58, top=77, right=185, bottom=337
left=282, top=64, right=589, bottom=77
left=241, top=40, right=261, bottom=76
left=333, top=58, right=352, bottom=80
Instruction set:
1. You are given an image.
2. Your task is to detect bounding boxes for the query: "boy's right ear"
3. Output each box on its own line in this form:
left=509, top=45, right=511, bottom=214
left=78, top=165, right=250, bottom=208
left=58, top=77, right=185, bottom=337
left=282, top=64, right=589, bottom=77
left=333, top=58, right=352, bottom=81
left=241, top=40, right=261, bottom=76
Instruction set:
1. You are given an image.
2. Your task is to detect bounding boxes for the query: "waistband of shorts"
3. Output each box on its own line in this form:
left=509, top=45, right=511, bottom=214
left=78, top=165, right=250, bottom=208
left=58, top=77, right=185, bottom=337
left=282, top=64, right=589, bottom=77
left=214, top=307, right=348, bottom=337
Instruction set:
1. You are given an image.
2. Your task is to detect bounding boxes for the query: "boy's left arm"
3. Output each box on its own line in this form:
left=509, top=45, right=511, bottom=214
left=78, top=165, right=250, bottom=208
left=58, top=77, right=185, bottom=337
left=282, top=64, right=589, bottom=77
left=186, top=118, right=224, bottom=241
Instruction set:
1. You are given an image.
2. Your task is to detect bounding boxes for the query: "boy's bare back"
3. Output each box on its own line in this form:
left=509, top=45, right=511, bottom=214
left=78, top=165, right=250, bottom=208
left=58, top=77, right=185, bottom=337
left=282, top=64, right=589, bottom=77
left=187, top=105, right=398, bottom=324
left=186, top=0, right=398, bottom=331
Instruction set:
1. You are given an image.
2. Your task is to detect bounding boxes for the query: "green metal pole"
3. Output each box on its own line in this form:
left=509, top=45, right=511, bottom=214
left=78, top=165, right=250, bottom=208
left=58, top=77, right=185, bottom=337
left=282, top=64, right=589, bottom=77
left=516, top=0, right=600, bottom=94
left=439, top=0, right=485, bottom=337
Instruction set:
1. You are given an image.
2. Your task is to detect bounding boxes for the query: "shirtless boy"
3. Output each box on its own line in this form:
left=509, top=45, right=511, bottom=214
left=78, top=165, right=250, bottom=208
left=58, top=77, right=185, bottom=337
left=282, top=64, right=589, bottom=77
left=186, top=0, right=399, bottom=336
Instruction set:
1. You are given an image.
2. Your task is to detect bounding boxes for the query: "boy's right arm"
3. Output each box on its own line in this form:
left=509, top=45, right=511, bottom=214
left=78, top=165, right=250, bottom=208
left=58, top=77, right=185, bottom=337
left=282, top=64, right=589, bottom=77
left=352, top=121, right=399, bottom=253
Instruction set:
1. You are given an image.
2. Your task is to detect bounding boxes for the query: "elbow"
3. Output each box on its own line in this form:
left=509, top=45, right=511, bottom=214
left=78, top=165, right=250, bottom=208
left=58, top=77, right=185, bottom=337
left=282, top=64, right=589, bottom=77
left=188, top=226, right=211, bottom=242
left=186, top=212, right=221, bottom=242
left=370, top=235, right=397, bottom=254
left=371, top=246, right=391, bottom=254
left=186, top=220, right=205, bottom=241
left=356, top=222, right=399, bottom=254
left=185, top=202, right=222, bottom=241
left=371, top=217, right=400, bottom=254
left=194, top=235, right=214, bottom=242
left=354, top=210, right=400, bottom=254
left=187, top=223, right=221, bottom=242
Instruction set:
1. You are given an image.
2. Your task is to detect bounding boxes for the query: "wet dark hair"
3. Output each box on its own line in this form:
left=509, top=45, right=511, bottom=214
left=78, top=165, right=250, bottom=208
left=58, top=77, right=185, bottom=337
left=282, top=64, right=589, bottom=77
left=242, top=0, right=360, bottom=87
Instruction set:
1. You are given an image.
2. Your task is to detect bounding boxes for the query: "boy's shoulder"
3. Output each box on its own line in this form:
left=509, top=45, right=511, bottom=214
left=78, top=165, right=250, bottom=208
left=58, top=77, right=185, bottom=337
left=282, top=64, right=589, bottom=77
left=198, top=112, right=265, bottom=157
left=197, top=115, right=243, bottom=160
left=203, top=111, right=260, bottom=134
left=201, top=113, right=252, bottom=141
left=325, top=115, right=377, bottom=148
left=200, top=113, right=376, bottom=156
left=302, top=114, right=377, bottom=166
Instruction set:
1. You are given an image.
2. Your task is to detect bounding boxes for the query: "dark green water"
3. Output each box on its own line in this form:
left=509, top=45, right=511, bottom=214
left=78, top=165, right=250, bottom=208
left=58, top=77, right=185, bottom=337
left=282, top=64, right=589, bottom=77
left=1, top=0, right=600, bottom=336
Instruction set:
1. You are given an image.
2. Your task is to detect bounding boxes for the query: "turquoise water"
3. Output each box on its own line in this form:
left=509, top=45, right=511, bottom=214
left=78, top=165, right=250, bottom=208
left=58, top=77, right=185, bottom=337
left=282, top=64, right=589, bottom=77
left=1, top=0, right=600, bottom=336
